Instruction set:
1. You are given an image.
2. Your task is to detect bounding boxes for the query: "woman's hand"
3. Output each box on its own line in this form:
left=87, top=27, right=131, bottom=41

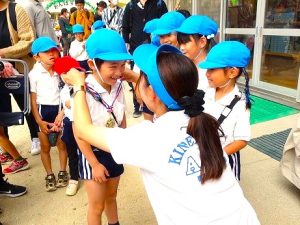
left=61, top=68, right=86, bottom=86
left=92, top=162, right=109, bottom=183
left=121, top=67, right=139, bottom=83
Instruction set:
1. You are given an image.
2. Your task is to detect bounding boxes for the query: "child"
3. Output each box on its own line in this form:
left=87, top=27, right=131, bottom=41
left=176, top=15, right=218, bottom=92
left=152, top=11, right=185, bottom=47
left=69, top=24, right=89, bottom=71
left=29, top=37, right=68, bottom=192
left=73, top=29, right=132, bottom=225
left=91, top=20, right=105, bottom=32
left=62, top=43, right=260, bottom=225
left=200, top=41, right=252, bottom=180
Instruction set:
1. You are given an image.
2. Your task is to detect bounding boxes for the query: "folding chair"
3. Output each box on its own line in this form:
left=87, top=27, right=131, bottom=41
left=0, top=59, right=30, bottom=127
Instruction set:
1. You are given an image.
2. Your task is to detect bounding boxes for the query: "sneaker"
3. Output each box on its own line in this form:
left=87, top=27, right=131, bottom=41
left=56, top=171, right=68, bottom=188
left=30, top=138, right=41, bottom=155
left=0, top=178, right=27, bottom=197
left=65, top=179, right=79, bottom=196
left=0, top=152, right=13, bottom=165
left=3, top=159, right=29, bottom=174
left=45, top=174, right=57, bottom=192
left=133, top=109, right=142, bottom=118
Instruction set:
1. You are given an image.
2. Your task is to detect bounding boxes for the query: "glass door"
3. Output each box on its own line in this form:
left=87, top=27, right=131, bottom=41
left=222, top=0, right=300, bottom=100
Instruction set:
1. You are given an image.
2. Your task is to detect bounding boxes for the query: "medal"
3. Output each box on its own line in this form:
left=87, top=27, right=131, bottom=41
left=105, top=117, right=115, bottom=128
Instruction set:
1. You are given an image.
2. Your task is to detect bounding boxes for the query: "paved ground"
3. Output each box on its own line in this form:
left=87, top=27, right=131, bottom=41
left=1, top=84, right=300, bottom=225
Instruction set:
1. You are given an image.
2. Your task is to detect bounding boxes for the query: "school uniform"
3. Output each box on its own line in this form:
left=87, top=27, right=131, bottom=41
left=60, top=85, right=79, bottom=181
left=69, top=39, right=89, bottom=71
left=29, top=62, right=61, bottom=125
left=204, top=85, right=251, bottom=180
left=78, top=75, right=125, bottom=180
left=105, top=110, right=259, bottom=225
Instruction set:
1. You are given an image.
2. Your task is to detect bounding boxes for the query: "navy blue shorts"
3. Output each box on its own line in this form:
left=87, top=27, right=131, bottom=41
left=78, top=147, right=124, bottom=180
left=38, top=105, right=59, bottom=130
left=61, top=117, right=76, bottom=145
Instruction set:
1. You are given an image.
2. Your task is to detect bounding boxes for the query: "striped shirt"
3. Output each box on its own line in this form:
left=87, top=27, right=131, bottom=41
left=103, top=6, right=124, bottom=33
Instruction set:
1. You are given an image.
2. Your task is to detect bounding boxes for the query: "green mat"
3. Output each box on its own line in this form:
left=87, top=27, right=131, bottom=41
left=250, top=96, right=299, bottom=125
left=248, top=128, right=291, bottom=161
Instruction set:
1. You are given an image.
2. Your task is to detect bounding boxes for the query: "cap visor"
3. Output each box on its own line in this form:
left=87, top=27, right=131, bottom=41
left=95, top=52, right=133, bottom=61
left=199, top=61, right=226, bottom=69
left=133, top=44, right=157, bottom=74
left=152, top=29, right=173, bottom=36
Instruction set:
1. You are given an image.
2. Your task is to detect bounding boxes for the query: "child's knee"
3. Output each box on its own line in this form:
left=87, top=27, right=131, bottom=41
left=89, top=201, right=105, bottom=215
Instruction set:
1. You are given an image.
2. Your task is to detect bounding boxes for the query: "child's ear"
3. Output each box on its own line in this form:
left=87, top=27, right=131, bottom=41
left=199, top=36, right=208, bottom=49
left=87, top=59, right=96, bottom=70
left=228, top=67, right=240, bottom=79
left=33, top=55, right=39, bottom=61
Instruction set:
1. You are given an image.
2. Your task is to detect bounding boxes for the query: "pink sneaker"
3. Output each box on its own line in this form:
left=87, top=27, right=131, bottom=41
left=3, top=159, right=29, bottom=174
left=0, top=153, right=13, bottom=165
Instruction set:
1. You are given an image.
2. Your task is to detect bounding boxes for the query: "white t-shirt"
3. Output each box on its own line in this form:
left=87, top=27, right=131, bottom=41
left=69, top=39, right=88, bottom=61
left=85, top=75, right=125, bottom=126
left=60, top=84, right=73, bottom=121
left=204, top=85, right=251, bottom=148
left=106, top=111, right=259, bottom=225
left=29, top=62, right=60, bottom=105
left=197, top=67, right=209, bottom=92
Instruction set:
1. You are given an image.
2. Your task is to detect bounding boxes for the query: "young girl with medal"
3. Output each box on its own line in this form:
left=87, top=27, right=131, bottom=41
left=63, top=43, right=260, bottom=225
left=73, top=29, right=132, bottom=225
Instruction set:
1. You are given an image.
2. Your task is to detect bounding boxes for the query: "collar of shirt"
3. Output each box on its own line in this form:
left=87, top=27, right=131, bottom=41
left=154, top=110, right=189, bottom=129
left=205, top=85, right=242, bottom=106
left=33, top=62, right=58, bottom=77
left=85, top=74, right=121, bottom=96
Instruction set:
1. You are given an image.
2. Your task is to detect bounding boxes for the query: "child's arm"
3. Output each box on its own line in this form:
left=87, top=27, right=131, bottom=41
left=119, top=113, right=126, bottom=129
left=30, top=93, right=50, bottom=134
left=52, top=109, right=65, bottom=132
left=224, top=140, right=248, bottom=155
left=73, top=126, right=109, bottom=183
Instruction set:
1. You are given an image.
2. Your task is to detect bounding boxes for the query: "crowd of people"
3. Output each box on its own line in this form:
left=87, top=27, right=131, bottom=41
left=0, top=0, right=261, bottom=224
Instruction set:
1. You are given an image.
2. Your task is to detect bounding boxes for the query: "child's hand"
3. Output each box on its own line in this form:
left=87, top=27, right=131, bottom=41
left=54, top=112, right=64, bottom=129
left=38, top=120, right=51, bottom=134
left=92, top=163, right=109, bottom=183
left=65, top=100, right=71, bottom=109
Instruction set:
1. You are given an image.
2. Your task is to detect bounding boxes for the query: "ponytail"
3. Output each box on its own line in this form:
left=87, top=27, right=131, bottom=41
left=242, top=68, right=252, bottom=109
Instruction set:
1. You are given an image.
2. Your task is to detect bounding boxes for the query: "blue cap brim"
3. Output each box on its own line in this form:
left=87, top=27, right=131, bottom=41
left=133, top=44, right=182, bottom=110
left=199, top=61, right=226, bottom=69
left=33, top=46, right=59, bottom=55
left=94, top=52, right=133, bottom=61
left=152, top=29, right=173, bottom=36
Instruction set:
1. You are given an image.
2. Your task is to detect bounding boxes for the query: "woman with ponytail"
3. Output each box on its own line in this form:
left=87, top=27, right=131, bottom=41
left=200, top=41, right=252, bottom=181
left=62, top=44, right=259, bottom=225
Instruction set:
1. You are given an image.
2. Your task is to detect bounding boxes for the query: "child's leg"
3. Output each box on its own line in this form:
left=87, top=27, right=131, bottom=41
left=0, top=127, right=22, bottom=159
left=105, top=176, right=121, bottom=225
left=56, top=136, right=68, bottom=172
left=38, top=132, right=52, bottom=174
left=84, top=180, right=107, bottom=225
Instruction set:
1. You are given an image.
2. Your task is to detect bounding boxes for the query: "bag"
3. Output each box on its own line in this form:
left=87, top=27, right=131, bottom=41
left=65, top=24, right=73, bottom=34
left=280, top=117, right=300, bottom=189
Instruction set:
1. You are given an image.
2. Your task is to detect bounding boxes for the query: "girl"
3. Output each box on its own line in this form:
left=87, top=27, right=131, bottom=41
left=152, top=11, right=185, bottom=47
left=176, top=15, right=218, bottom=92
left=73, top=29, right=132, bottom=225
left=200, top=41, right=252, bottom=180
left=62, top=43, right=260, bottom=225
left=29, top=37, right=68, bottom=192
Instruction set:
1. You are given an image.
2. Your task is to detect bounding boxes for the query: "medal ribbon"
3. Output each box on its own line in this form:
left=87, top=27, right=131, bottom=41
left=86, top=82, right=122, bottom=126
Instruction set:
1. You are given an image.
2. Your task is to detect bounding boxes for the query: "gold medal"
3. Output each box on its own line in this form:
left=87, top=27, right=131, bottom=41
left=105, top=117, right=115, bottom=128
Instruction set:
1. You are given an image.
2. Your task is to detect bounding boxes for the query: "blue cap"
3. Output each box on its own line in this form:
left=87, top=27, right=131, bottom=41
left=152, top=11, right=185, bottom=36
left=143, top=18, right=158, bottom=34
left=133, top=44, right=182, bottom=110
left=199, top=41, right=250, bottom=69
left=176, top=15, right=218, bottom=39
left=31, top=36, right=58, bottom=55
left=72, top=24, right=84, bottom=33
left=92, top=20, right=105, bottom=30
left=86, top=29, right=132, bottom=61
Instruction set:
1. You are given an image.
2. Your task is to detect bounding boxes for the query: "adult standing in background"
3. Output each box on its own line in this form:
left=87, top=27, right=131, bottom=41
left=94, top=1, right=107, bottom=22
left=58, top=8, right=72, bottom=56
left=103, top=0, right=123, bottom=33
left=19, top=0, right=59, bottom=45
left=69, top=0, right=94, bottom=40
left=122, top=0, right=167, bottom=118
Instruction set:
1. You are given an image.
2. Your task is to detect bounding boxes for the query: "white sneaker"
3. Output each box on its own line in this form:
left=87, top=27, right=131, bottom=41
left=31, top=138, right=41, bottom=155
left=66, top=180, right=79, bottom=196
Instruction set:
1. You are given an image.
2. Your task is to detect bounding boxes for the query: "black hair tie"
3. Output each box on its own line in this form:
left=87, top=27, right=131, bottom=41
left=177, top=90, right=205, bottom=117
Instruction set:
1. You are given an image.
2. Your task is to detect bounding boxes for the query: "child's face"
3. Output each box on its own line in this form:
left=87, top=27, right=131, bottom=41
left=180, top=35, right=205, bottom=61
left=206, top=68, right=231, bottom=88
left=98, top=61, right=126, bottom=86
left=35, top=48, right=60, bottom=66
left=75, top=33, right=84, bottom=41
left=159, top=33, right=178, bottom=47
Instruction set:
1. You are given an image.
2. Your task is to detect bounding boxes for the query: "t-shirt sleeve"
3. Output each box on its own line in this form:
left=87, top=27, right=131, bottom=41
left=106, top=121, right=155, bottom=170
left=233, top=106, right=251, bottom=141
left=28, top=70, right=37, bottom=93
